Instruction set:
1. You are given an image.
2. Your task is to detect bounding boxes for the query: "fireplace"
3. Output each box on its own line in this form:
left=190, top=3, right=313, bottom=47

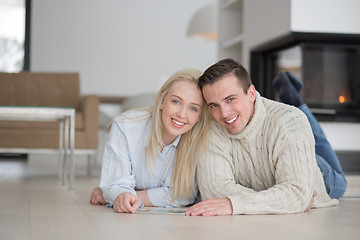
left=250, top=32, right=360, bottom=122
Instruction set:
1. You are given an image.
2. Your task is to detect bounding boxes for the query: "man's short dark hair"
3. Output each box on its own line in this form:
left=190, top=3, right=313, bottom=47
left=198, top=58, right=252, bottom=94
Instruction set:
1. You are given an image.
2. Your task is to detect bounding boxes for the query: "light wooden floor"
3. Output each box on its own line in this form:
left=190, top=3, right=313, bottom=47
left=1, top=157, right=360, bottom=240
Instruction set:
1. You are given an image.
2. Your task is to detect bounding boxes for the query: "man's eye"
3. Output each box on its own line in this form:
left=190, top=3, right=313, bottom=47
left=226, top=98, right=234, bottom=102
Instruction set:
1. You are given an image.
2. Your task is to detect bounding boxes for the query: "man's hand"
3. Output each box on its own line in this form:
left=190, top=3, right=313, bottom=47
left=185, top=198, right=233, bottom=216
left=305, top=191, right=317, bottom=212
left=90, top=187, right=107, bottom=205
left=113, top=192, right=143, bottom=213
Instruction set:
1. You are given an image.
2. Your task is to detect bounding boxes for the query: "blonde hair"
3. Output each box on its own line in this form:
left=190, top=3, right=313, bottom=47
left=147, top=68, right=212, bottom=201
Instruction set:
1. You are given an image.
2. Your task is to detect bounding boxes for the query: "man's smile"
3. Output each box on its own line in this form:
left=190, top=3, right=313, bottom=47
left=225, top=115, right=238, bottom=124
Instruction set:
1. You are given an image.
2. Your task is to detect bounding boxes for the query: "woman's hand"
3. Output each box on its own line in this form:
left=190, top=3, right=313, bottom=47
left=113, top=192, right=143, bottom=213
left=90, top=187, right=107, bottom=205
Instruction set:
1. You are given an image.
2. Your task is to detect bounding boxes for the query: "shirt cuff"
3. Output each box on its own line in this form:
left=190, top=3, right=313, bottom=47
left=103, top=186, right=136, bottom=205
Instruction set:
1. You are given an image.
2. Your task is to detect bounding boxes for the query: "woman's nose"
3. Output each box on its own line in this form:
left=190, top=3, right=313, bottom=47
left=177, top=106, right=186, bottom=118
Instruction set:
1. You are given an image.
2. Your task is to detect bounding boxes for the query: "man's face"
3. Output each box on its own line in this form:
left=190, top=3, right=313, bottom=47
left=202, top=74, right=256, bottom=135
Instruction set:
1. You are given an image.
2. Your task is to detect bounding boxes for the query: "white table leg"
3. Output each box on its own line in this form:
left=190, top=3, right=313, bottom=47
left=64, top=116, right=69, bottom=187
left=58, top=119, right=64, bottom=185
left=69, top=110, right=75, bottom=190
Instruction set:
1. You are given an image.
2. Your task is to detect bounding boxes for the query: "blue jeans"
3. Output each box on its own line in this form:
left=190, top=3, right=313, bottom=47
left=299, top=104, right=347, bottom=198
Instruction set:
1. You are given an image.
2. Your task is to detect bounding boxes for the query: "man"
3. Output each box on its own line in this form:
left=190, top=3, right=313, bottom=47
left=185, top=59, right=341, bottom=216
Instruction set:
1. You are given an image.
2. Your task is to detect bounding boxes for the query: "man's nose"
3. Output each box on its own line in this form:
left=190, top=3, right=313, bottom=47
left=219, top=105, right=230, bottom=118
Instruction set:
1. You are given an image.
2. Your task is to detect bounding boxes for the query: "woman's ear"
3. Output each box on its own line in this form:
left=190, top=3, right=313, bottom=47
left=160, top=93, right=167, bottom=110
left=160, top=98, right=164, bottom=110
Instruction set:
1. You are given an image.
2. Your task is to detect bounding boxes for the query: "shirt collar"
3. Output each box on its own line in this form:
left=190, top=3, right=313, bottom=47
left=169, top=134, right=181, bottom=148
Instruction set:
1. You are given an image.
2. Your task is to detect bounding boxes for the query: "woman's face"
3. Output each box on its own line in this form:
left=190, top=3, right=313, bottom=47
left=160, top=81, right=203, bottom=145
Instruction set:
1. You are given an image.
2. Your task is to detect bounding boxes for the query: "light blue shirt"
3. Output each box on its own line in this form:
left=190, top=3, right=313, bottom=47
left=100, top=109, right=195, bottom=207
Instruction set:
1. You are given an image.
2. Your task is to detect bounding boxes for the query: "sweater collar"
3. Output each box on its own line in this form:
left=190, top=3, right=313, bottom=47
left=221, top=91, right=266, bottom=142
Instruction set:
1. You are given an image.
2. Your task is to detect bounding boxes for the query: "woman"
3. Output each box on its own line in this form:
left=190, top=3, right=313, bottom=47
left=90, top=68, right=212, bottom=213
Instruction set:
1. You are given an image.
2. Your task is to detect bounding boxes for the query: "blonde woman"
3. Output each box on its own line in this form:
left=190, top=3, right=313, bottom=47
left=90, top=69, right=212, bottom=213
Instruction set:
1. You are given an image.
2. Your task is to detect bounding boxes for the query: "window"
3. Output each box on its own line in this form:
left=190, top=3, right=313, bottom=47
left=0, top=0, right=30, bottom=72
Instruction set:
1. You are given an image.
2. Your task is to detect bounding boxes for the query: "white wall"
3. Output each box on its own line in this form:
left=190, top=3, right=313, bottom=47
left=320, top=122, right=360, bottom=151
left=243, top=0, right=291, bottom=69
left=291, top=0, right=360, bottom=34
left=31, top=0, right=217, bottom=96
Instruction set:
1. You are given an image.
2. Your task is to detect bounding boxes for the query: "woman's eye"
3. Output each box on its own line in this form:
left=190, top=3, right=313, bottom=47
left=172, top=99, right=180, bottom=104
left=191, top=107, right=198, bottom=112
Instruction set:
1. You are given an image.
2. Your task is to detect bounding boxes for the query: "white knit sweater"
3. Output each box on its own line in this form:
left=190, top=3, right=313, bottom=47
left=197, top=92, right=339, bottom=214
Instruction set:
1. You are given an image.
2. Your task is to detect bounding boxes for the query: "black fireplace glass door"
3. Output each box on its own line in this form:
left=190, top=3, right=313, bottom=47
left=302, top=43, right=358, bottom=110
left=273, top=43, right=359, bottom=113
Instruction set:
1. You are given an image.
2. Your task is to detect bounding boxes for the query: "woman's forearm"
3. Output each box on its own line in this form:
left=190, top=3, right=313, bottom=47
left=136, top=190, right=154, bottom=207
